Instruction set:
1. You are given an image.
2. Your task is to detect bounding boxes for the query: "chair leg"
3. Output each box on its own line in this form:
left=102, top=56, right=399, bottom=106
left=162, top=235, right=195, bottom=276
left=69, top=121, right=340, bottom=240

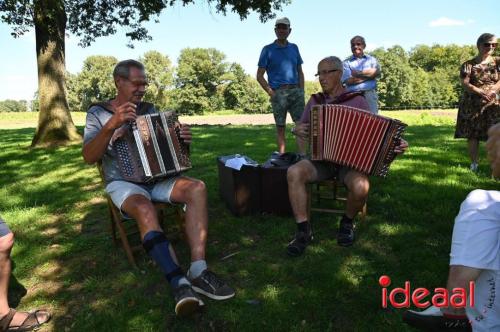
left=307, top=183, right=312, bottom=221
left=360, top=203, right=367, bottom=221
left=107, top=203, right=119, bottom=246
left=114, top=219, right=138, bottom=268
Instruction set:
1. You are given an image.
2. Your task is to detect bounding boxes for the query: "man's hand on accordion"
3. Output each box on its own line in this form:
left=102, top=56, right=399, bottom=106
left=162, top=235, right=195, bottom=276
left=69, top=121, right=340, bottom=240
left=179, top=124, right=192, bottom=145
left=292, top=123, right=309, bottom=139
left=394, top=138, right=409, bottom=154
left=109, top=102, right=138, bottom=129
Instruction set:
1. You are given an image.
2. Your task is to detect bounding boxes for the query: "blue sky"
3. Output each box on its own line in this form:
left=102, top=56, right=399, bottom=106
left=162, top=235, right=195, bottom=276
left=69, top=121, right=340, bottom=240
left=0, top=0, right=498, bottom=101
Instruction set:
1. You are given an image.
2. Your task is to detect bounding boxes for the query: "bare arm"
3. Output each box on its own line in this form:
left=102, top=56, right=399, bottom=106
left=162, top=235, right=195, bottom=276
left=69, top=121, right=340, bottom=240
left=297, top=64, right=305, bottom=89
left=461, top=74, right=495, bottom=102
left=257, top=67, right=274, bottom=97
left=82, top=102, right=138, bottom=164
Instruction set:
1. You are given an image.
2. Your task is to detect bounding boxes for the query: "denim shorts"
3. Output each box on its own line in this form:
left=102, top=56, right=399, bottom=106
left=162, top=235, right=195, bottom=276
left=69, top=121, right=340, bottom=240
left=271, top=88, right=305, bottom=126
left=0, top=217, right=11, bottom=237
left=106, top=176, right=180, bottom=214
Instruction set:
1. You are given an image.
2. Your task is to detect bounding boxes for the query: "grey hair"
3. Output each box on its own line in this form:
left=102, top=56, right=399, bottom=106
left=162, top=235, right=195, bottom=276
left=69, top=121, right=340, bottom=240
left=350, top=35, right=366, bottom=46
left=113, top=59, right=145, bottom=79
left=320, top=56, right=343, bottom=73
left=476, top=33, right=496, bottom=48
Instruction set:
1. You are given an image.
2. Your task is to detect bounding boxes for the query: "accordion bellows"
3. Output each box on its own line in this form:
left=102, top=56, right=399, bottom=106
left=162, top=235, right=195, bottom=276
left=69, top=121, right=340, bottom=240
left=310, top=105, right=407, bottom=177
left=113, top=111, right=191, bottom=183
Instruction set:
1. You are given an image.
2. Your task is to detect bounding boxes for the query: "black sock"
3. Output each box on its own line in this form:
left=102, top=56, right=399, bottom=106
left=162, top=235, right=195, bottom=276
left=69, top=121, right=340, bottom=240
left=340, top=215, right=353, bottom=228
left=297, top=221, right=311, bottom=234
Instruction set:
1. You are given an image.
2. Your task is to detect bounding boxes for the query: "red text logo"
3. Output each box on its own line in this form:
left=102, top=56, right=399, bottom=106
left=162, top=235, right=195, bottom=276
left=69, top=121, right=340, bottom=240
left=379, top=275, right=474, bottom=309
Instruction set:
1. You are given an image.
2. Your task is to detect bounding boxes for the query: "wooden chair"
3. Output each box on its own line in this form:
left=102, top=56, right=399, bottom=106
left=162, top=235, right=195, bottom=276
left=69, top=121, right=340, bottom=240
left=307, top=179, right=367, bottom=222
left=97, top=162, right=185, bottom=268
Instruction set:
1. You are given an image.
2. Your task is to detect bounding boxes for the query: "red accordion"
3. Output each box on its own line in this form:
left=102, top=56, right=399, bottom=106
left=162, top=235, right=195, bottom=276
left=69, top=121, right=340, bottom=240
left=113, top=111, right=191, bottom=183
left=310, top=105, right=407, bottom=177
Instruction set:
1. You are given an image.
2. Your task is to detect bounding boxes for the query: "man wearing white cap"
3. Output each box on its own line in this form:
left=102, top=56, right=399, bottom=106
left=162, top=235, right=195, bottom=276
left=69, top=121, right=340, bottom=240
left=257, top=17, right=306, bottom=155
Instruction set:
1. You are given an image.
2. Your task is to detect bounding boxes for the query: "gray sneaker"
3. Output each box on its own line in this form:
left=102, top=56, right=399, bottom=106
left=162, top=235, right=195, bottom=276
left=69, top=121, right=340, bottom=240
left=189, top=270, right=235, bottom=300
left=173, top=284, right=204, bottom=316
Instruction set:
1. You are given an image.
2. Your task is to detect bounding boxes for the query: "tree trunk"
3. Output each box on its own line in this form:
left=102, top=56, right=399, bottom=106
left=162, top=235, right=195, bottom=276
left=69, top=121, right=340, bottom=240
left=31, top=0, right=81, bottom=147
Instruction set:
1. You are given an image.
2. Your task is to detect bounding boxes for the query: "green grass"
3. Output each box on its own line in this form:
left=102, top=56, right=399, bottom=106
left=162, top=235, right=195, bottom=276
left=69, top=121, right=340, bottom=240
left=0, top=111, right=498, bottom=331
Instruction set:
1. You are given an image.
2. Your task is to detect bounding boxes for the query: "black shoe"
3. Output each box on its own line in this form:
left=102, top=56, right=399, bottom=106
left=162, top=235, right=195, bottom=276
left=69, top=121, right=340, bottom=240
left=189, top=270, right=235, bottom=300
left=287, top=231, right=313, bottom=257
left=403, top=306, right=472, bottom=332
left=337, top=221, right=354, bottom=247
left=172, top=284, right=204, bottom=317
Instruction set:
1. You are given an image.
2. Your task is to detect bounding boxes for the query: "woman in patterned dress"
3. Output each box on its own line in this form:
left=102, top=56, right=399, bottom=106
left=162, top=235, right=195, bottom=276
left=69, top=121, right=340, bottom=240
left=455, top=33, right=500, bottom=172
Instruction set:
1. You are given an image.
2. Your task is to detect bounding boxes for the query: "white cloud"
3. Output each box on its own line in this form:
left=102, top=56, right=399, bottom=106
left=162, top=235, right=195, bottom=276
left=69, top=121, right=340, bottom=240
left=429, top=17, right=465, bottom=27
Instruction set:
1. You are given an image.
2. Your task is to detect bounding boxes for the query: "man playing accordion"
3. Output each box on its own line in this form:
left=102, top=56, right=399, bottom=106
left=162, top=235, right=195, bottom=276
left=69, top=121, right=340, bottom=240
left=286, top=56, right=408, bottom=255
left=82, top=60, right=234, bottom=317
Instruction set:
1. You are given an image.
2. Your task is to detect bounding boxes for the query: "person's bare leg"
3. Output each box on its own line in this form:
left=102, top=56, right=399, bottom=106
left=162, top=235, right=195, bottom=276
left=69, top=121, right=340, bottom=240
left=276, top=125, right=286, bottom=154
left=287, top=160, right=318, bottom=223
left=169, top=178, right=208, bottom=262
left=441, top=265, right=482, bottom=316
left=343, top=170, right=370, bottom=219
left=0, top=233, right=50, bottom=327
left=468, top=138, right=479, bottom=165
left=0, top=233, right=13, bottom=319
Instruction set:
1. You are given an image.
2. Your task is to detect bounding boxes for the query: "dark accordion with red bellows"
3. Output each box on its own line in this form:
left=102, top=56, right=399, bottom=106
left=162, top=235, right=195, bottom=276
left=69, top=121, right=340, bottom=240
left=310, top=105, right=407, bottom=177
left=113, top=111, right=191, bottom=183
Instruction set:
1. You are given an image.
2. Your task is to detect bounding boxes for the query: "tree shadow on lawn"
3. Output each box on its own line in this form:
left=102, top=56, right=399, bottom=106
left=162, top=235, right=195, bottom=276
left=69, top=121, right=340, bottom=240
left=1, top=124, right=497, bottom=331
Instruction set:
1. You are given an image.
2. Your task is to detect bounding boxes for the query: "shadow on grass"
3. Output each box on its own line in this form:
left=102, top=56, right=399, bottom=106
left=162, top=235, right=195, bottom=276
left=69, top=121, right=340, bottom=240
left=0, top=123, right=497, bottom=331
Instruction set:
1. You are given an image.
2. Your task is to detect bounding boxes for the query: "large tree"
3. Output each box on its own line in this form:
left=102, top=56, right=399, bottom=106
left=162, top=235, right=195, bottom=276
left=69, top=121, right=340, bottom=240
left=0, top=0, right=290, bottom=147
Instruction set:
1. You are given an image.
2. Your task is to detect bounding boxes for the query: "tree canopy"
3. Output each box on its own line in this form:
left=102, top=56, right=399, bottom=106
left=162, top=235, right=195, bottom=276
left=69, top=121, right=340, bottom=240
left=0, top=0, right=290, bottom=146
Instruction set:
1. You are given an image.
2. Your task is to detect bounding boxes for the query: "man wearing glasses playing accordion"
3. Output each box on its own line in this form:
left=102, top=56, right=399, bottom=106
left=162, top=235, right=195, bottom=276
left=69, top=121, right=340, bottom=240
left=82, top=60, right=234, bottom=317
left=286, top=56, right=408, bottom=256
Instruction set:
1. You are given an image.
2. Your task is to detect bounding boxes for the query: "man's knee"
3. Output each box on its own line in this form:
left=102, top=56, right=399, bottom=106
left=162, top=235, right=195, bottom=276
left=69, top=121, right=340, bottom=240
left=0, top=232, right=14, bottom=255
left=185, top=179, right=207, bottom=200
left=287, top=161, right=313, bottom=184
left=346, top=173, right=370, bottom=200
left=123, top=195, right=156, bottom=217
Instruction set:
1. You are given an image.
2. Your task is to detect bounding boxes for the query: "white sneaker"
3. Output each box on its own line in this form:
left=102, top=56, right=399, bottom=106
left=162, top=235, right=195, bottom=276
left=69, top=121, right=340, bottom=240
left=470, top=162, right=478, bottom=172
left=403, top=305, right=471, bottom=331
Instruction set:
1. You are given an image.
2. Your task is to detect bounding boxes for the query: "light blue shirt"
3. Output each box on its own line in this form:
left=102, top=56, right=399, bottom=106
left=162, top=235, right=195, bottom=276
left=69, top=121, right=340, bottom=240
left=258, top=41, right=303, bottom=89
left=342, top=54, right=380, bottom=92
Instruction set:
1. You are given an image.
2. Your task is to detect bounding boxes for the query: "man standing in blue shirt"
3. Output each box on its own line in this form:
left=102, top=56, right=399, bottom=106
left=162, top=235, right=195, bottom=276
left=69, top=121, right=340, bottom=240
left=342, top=35, right=381, bottom=114
left=257, top=17, right=305, bottom=154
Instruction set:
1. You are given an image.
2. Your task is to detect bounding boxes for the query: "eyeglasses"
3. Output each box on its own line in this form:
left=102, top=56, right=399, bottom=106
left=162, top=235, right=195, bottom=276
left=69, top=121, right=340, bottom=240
left=483, top=43, right=498, bottom=48
left=315, top=69, right=339, bottom=77
left=124, top=78, right=149, bottom=87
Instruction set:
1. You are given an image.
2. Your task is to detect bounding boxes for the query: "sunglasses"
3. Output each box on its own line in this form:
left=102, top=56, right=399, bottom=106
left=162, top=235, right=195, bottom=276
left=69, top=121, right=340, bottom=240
left=315, top=69, right=339, bottom=77
left=483, top=43, right=498, bottom=47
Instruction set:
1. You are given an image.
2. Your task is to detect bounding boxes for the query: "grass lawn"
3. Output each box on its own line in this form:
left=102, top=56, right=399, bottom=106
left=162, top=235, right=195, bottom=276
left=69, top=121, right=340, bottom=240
left=0, top=111, right=497, bottom=331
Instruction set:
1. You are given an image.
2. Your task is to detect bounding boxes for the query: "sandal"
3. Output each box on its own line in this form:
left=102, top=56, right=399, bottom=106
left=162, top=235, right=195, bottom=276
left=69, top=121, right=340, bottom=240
left=0, top=308, right=51, bottom=332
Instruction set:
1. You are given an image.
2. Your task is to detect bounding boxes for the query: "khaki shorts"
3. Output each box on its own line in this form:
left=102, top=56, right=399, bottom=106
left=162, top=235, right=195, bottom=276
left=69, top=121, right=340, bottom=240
left=271, top=88, right=305, bottom=126
left=106, top=176, right=179, bottom=216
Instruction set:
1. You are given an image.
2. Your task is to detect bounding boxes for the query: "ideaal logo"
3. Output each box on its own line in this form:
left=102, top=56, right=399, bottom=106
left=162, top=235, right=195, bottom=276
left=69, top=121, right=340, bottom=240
left=379, top=275, right=475, bottom=309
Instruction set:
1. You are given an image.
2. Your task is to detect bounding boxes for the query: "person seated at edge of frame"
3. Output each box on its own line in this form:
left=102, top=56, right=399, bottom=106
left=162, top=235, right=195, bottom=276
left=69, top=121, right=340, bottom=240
left=0, top=216, right=51, bottom=331
left=82, top=59, right=235, bottom=317
left=286, top=56, right=408, bottom=255
left=403, top=123, right=500, bottom=332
